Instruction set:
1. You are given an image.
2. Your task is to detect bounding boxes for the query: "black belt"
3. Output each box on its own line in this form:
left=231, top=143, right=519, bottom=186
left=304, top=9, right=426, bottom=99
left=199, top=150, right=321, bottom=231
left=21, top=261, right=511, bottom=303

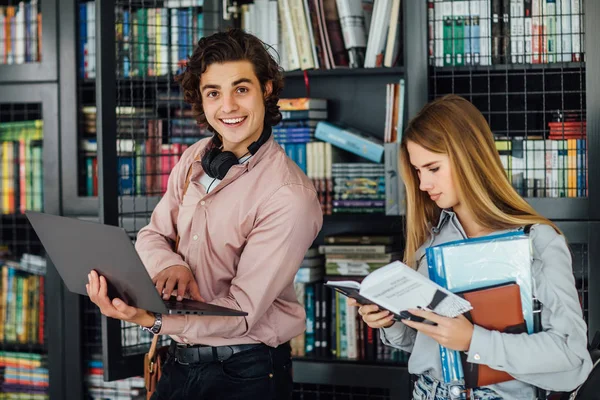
left=168, top=341, right=263, bottom=364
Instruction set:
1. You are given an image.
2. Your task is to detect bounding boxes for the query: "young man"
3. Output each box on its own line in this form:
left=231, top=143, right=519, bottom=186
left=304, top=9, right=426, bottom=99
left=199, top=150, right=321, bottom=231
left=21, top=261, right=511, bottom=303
left=86, top=29, right=323, bottom=399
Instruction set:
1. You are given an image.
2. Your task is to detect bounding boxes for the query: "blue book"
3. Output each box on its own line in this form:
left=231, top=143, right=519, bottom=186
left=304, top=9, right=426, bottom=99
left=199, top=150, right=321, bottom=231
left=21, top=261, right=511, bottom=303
left=315, top=122, right=384, bottom=163
left=295, top=143, right=307, bottom=173
left=426, top=231, right=534, bottom=383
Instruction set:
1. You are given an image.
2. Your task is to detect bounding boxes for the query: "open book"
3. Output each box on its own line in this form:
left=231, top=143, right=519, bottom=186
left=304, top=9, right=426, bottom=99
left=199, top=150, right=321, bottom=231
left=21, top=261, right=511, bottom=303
left=325, top=261, right=473, bottom=322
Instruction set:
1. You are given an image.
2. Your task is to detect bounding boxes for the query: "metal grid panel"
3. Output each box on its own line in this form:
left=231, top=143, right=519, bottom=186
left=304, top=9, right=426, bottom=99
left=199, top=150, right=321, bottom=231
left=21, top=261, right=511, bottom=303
left=428, top=0, right=587, bottom=198
left=78, top=0, right=226, bottom=387
left=0, top=0, right=42, bottom=65
left=112, top=0, right=223, bottom=358
left=293, top=383, right=391, bottom=400
left=0, top=102, right=48, bottom=398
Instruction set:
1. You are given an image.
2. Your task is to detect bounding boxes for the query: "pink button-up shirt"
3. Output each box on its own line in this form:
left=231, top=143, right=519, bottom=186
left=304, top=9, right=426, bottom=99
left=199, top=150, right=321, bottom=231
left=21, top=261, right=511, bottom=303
left=135, top=136, right=323, bottom=347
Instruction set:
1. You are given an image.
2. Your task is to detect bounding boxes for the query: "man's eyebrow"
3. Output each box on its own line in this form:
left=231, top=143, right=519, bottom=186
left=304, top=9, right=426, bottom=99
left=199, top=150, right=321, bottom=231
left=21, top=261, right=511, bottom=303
left=201, top=83, right=220, bottom=92
left=232, top=78, right=252, bottom=86
left=201, top=78, right=253, bottom=92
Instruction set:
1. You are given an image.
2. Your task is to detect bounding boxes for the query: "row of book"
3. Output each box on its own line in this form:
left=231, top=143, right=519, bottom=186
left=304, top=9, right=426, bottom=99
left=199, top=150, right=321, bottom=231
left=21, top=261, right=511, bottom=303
left=0, top=120, right=44, bottom=215
left=291, top=239, right=408, bottom=361
left=0, top=255, right=46, bottom=345
left=496, top=119, right=586, bottom=197
left=428, top=0, right=585, bottom=66
left=243, top=0, right=401, bottom=71
left=319, top=235, right=402, bottom=277
left=0, top=352, right=48, bottom=399
left=0, top=1, right=41, bottom=65
left=292, top=281, right=409, bottom=362
left=80, top=0, right=205, bottom=79
left=86, top=360, right=145, bottom=400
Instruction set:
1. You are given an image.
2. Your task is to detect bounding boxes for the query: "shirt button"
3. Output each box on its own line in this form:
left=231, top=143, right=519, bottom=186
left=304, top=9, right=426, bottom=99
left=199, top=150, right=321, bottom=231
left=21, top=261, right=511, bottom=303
left=192, top=235, right=199, bottom=241
left=473, top=353, right=481, bottom=361
left=200, top=200, right=206, bottom=206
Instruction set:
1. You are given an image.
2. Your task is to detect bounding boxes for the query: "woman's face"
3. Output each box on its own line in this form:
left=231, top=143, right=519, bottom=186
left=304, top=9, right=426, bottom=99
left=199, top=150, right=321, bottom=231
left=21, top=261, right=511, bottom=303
left=406, top=140, right=459, bottom=210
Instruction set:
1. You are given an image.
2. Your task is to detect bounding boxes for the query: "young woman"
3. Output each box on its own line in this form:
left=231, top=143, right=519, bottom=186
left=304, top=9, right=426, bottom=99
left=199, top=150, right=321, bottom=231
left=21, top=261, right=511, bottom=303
left=350, top=95, right=592, bottom=399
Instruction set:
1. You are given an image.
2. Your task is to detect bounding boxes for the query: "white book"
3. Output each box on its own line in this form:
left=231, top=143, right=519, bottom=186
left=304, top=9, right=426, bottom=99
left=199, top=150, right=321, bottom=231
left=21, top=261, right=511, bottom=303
left=551, top=140, right=559, bottom=197
left=278, top=0, right=301, bottom=70
left=270, top=1, right=282, bottom=64
left=171, top=9, right=179, bottom=74
left=479, top=0, right=490, bottom=65
left=435, top=0, right=444, bottom=66
left=15, top=2, right=25, bottom=64
left=325, top=261, right=473, bottom=321
left=560, top=0, right=571, bottom=62
left=571, top=0, right=580, bottom=62
left=383, top=0, right=401, bottom=67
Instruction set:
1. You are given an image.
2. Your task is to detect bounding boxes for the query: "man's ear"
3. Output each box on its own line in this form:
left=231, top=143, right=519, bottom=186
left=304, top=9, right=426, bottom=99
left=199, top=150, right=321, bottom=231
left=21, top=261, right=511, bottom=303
left=263, top=81, right=273, bottom=99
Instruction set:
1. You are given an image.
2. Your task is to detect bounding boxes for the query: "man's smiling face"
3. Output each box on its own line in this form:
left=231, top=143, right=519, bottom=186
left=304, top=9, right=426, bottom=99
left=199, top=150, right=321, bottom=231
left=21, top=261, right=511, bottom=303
left=200, top=60, right=272, bottom=157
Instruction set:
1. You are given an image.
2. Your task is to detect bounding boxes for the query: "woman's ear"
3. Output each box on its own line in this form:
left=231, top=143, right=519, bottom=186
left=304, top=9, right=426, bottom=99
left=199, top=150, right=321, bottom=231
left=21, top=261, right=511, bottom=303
left=263, top=81, right=273, bottom=99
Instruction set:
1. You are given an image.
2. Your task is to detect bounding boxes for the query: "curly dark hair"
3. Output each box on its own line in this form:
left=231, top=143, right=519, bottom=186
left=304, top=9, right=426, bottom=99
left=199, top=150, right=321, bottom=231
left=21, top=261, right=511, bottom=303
left=175, top=28, right=284, bottom=133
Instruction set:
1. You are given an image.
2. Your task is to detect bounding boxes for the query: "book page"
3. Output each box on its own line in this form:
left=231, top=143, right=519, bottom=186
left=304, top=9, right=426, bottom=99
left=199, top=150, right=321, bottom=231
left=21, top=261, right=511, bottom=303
left=359, top=261, right=472, bottom=318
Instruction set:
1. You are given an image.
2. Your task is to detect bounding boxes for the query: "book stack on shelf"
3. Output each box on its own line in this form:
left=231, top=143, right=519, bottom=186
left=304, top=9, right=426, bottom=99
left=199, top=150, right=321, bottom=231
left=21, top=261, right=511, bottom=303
left=428, top=0, right=584, bottom=67
left=0, top=254, right=47, bottom=399
left=80, top=105, right=213, bottom=198
left=0, top=0, right=42, bottom=65
left=0, top=255, right=46, bottom=347
left=0, top=120, right=44, bottom=214
left=86, top=360, right=145, bottom=400
left=241, top=0, right=402, bottom=70
left=0, top=351, right=48, bottom=399
left=79, top=0, right=205, bottom=79
left=495, top=111, right=587, bottom=198
left=290, top=236, right=408, bottom=363
left=276, top=88, right=405, bottom=216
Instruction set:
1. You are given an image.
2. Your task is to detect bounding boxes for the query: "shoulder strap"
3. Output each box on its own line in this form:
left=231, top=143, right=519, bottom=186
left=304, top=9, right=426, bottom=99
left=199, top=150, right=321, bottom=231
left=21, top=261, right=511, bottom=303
left=147, top=333, right=160, bottom=360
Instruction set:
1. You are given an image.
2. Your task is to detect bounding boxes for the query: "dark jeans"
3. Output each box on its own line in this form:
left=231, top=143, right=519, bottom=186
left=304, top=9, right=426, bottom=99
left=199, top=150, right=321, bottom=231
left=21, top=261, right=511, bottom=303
left=150, top=342, right=293, bottom=400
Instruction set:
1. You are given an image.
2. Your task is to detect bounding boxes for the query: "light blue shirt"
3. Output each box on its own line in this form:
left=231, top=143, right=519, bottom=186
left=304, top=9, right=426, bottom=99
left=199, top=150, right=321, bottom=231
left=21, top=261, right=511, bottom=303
left=380, top=209, right=592, bottom=398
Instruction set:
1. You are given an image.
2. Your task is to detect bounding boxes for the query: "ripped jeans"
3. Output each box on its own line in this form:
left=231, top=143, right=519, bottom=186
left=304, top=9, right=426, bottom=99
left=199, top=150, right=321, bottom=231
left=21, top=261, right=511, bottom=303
left=413, top=374, right=504, bottom=400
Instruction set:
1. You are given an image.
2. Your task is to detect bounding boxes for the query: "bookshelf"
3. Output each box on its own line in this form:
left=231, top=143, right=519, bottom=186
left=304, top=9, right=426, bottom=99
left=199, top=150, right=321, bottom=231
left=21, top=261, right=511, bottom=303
left=0, top=84, right=63, bottom=398
left=0, top=0, right=58, bottom=82
left=49, top=0, right=600, bottom=400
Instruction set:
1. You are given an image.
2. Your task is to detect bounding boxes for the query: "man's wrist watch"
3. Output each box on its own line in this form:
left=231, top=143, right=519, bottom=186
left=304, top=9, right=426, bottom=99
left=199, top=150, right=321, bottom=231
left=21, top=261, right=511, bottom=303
left=141, top=312, right=162, bottom=335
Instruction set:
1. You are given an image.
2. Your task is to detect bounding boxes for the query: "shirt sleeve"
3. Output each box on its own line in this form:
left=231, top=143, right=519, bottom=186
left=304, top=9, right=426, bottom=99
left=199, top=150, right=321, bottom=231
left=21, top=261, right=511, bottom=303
left=135, top=150, right=193, bottom=277
left=380, top=322, right=417, bottom=353
left=466, top=225, right=593, bottom=392
left=159, top=183, right=323, bottom=342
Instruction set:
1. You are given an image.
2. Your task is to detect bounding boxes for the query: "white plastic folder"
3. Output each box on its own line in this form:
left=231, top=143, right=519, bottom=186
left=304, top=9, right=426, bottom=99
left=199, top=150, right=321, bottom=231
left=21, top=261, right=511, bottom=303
left=426, top=231, right=534, bottom=383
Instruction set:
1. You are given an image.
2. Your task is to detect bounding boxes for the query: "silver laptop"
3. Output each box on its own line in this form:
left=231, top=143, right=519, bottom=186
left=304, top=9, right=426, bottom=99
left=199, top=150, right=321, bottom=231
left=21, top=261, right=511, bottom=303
left=25, top=211, right=247, bottom=317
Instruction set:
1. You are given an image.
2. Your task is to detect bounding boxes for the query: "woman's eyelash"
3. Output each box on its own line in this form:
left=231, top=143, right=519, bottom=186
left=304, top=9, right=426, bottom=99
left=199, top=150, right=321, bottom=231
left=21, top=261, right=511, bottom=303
left=429, top=167, right=439, bottom=173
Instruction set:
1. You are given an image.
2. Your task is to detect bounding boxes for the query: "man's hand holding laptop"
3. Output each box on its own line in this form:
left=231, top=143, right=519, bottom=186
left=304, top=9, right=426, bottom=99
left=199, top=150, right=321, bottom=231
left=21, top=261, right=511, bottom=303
left=86, top=265, right=206, bottom=327
left=86, top=269, right=155, bottom=328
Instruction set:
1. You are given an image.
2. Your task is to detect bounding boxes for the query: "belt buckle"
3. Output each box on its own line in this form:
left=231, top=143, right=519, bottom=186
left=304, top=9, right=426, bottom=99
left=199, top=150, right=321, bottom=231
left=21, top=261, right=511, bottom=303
left=175, top=348, right=192, bottom=366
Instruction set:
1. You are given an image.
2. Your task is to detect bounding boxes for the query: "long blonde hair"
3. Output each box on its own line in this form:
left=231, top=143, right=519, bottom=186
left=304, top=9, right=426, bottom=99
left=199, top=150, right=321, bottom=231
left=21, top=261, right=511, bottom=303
left=400, top=95, right=559, bottom=267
